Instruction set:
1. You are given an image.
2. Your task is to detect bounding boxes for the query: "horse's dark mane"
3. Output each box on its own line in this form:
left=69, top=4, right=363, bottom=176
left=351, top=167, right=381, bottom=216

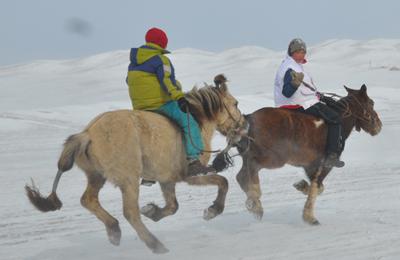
left=324, top=96, right=348, bottom=113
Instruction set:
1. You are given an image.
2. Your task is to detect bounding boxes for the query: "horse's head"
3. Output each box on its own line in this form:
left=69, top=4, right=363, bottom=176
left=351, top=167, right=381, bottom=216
left=212, top=75, right=246, bottom=136
left=185, top=74, right=246, bottom=137
left=344, top=84, right=382, bottom=136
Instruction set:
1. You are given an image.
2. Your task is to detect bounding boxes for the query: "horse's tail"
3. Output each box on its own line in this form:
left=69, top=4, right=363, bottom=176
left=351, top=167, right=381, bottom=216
left=25, top=132, right=91, bottom=212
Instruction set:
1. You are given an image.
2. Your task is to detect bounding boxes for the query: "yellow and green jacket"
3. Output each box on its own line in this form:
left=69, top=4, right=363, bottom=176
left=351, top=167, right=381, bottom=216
left=126, top=43, right=184, bottom=110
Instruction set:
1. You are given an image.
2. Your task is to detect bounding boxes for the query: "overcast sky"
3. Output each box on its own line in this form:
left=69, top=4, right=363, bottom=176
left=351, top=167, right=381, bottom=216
left=1, top=0, right=399, bottom=65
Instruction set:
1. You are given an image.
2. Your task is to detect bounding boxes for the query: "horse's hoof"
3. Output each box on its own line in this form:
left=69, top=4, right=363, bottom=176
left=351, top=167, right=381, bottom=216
left=294, top=180, right=325, bottom=196
left=203, top=207, right=218, bottom=221
left=141, top=203, right=156, bottom=216
left=252, top=210, right=263, bottom=221
left=303, top=216, right=320, bottom=226
left=245, top=198, right=255, bottom=211
left=249, top=207, right=263, bottom=220
left=151, top=242, right=169, bottom=254
left=311, top=219, right=320, bottom=225
left=293, top=179, right=309, bottom=195
left=306, top=219, right=320, bottom=225
left=107, top=223, right=121, bottom=246
left=245, top=199, right=263, bottom=220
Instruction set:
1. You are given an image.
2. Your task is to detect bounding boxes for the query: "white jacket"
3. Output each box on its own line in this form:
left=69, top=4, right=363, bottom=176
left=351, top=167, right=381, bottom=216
left=274, top=56, right=319, bottom=109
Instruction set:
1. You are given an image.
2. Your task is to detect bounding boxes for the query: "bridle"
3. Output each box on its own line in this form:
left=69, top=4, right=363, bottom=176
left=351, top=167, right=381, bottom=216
left=219, top=100, right=244, bottom=133
left=331, top=94, right=374, bottom=123
left=185, top=97, right=246, bottom=154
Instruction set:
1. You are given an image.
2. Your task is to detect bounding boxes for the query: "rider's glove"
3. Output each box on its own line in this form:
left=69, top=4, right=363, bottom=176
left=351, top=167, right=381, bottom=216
left=289, top=70, right=304, bottom=88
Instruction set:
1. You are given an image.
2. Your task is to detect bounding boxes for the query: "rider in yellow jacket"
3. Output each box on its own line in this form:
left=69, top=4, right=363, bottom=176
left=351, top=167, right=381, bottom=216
left=127, top=41, right=184, bottom=110
left=127, top=28, right=215, bottom=185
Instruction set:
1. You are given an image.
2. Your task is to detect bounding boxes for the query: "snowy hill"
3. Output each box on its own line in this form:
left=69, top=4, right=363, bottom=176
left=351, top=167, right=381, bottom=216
left=1, top=39, right=400, bottom=260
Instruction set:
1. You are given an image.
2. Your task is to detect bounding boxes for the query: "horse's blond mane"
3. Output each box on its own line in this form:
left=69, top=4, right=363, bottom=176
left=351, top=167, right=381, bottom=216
left=185, top=85, right=224, bottom=126
left=184, top=74, right=229, bottom=126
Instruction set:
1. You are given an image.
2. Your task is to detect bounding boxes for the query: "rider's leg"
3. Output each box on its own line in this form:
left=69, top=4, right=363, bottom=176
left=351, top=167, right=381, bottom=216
left=157, top=101, right=215, bottom=176
left=157, top=101, right=203, bottom=158
left=304, top=103, right=344, bottom=168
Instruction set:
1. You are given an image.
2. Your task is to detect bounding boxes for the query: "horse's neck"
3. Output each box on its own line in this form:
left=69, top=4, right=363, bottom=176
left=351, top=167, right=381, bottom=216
left=199, top=121, right=217, bottom=164
left=336, top=97, right=356, bottom=141
left=340, top=115, right=356, bottom=141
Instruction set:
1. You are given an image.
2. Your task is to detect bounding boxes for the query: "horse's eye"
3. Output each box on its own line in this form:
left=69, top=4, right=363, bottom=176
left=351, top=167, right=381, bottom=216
left=368, top=100, right=374, bottom=107
left=234, top=101, right=238, bottom=107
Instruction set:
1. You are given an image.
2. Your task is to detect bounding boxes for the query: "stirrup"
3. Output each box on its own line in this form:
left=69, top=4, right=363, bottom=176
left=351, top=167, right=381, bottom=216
left=141, top=179, right=156, bottom=186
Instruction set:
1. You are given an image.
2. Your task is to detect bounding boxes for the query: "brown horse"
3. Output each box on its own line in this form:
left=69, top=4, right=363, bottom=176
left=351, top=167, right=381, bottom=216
left=235, top=84, right=382, bottom=225
left=25, top=75, right=245, bottom=254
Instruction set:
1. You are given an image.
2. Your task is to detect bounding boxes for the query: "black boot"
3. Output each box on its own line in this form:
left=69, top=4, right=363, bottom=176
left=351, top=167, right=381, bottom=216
left=187, top=159, right=216, bottom=177
left=324, top=153, right=345, bottom=168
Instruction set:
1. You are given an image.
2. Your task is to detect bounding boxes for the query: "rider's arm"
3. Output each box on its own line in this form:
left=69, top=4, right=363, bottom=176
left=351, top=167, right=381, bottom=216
left=282, top=69, right=299, bottom=98
left=155, top=57, right=184, bottom=100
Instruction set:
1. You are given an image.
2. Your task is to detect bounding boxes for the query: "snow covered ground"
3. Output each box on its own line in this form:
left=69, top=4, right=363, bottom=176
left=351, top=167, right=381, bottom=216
left=1, top=39, right=399, bottom=260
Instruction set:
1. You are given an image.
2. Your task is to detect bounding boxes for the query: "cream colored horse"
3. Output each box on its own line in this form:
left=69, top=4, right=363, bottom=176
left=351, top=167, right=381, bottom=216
left=25, top=75, right=245, bottom=254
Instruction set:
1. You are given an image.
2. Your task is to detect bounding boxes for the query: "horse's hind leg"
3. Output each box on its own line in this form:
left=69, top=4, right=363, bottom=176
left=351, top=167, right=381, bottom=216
left=141, top=181, right=179, bottom=222
left=81, top=171, right=121, bottom=245
left=236, top=158, right=263, bottom=220
left=121, top=181, right=168, bottom=254
left=185, top=175, right=228, bottom=220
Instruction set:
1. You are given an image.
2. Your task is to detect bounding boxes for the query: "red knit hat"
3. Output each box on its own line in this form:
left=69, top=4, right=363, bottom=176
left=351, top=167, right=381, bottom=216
left=145, top=27, right=168, bottom=49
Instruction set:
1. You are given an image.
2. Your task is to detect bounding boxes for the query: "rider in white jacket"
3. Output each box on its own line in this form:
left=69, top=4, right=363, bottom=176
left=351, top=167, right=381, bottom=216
left=274, top=38, right=345, bottom=168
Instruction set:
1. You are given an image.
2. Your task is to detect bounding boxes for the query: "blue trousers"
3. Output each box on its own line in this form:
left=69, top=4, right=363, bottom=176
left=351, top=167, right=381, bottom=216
left=156, top=101, right=204, bottom=159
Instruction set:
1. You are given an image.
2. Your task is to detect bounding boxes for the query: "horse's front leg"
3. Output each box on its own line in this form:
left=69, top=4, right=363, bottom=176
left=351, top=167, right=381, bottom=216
left=185, top=175, right=228, bottom=220
left=245, top=171, right=263, bottom=220
left=303, top=165, right=324, bottom=225
left=294, top=166, right=331, bottom=195
left=293, top=179, right=324, bottom=195
left=236, top=159, right=263, bottom=220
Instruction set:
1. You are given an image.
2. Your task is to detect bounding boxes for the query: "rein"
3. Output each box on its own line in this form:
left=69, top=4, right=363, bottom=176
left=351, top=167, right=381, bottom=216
left=222, top=101, right=242, bottom=126
left=185, top=107, right=221, bottom=153
left=327, top=94, right=373, bottom=122
left=301, top=81, right=317, bottom=92
left=299, top=81, right=373, bottom=123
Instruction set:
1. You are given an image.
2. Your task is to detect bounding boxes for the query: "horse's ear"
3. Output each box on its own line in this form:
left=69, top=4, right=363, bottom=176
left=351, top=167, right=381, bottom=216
left=360, top=84, right=367, bottom=94
left=344, top=85, right=356, bottom=95
left=214, top=74, right=228, bottom=92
